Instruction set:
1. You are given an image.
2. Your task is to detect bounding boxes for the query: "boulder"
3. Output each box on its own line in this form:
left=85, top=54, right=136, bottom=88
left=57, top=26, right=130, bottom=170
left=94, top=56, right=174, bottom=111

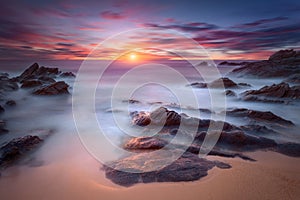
left=102, top=151, right=230, bottom=187
left=224, top=90, right=236, bottom=96
left=60, top=72, right=75, bottom=77
left=33, top=81, right=69, bottom=95
left=5, top=100, right=16, bottom=106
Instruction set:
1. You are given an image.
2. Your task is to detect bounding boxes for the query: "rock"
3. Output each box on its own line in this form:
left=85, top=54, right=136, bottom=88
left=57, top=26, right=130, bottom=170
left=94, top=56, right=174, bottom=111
left=224, top=90, right=236, bottom=96
left=38, top=76, right=56, bottom=83
left=209, top=77, right=238, bottom=88
left=102, top=151, right=231, bottom=187
left=284, top=74, right=300, bottom=84
left=219, top=61, right=249, bottom=66
left=0, top=78, right=19, bottom=92
left=231, top=49, right=300, bottom=78
left=224, top=108, right=294, bottom=126
left=33, top=81, right=69, bottom=95
left=238, top=82, right=251, bottom=87
left=0, top=135, right=43, bottom=169
left=124, top=137, right=168, bottom=150
left=60, top=72, right=75, bottom=77
left=16, top=63, right=60, bottom=82
left=242, top=82, right=300, bottom=99
left=0, top=105, right=4, bottom=113
left=186, top=82, right=207, bottom=88
left=0, top=120, right=8, bottom=135
left=275, top=143, right=300, bottom=157
left=21, top=80, right=42, bottom=88
left=5, top=100, right=16, bottom=106
left=269, top=49, right=299, bottom=62
left=122, top=99, right=141, bottom=104
left=240, top=124, right=279, bottom=135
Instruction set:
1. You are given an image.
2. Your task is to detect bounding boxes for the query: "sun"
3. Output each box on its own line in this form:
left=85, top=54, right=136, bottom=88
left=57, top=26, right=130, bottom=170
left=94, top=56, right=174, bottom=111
left=129, top=53, right=137, bottom=61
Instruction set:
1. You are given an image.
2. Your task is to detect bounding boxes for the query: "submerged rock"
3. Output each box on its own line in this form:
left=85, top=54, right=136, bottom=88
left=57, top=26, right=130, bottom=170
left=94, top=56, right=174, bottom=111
left=103, top=151, right=231, bottom=187
left=33, top=81, right=69, bottom=95
left=188, top=77, right=251, bottom=89
left=60, top=72, right=76, bottom=77
left=224, top=90, right=236, bottom=96
left=5, top=100, right=16, bottom=106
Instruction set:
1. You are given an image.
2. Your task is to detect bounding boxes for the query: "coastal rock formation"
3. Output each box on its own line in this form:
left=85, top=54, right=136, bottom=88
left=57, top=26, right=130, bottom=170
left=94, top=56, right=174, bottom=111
left=188, top=77, right=250, bottom=89
left=219, top=61, right=249, bottom=66
left=242, top=82, right=300, bottom=99
left=21, top=80, right=43, bottom=88
left=103, top=151, right=231, bottom=187
left=231, top=49, right=300, bottom=77
left=0, top=135, right=43, bottom=169
left=33, top=81, right=69, bottom=95
left=284, top=74, right=300, bottom=84
left=224, top=108, right=294, bottom=126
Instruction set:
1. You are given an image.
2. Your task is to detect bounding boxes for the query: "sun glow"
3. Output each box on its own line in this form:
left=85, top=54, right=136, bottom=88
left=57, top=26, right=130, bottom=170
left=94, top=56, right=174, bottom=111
left=129, top=53, right=137, bottom=61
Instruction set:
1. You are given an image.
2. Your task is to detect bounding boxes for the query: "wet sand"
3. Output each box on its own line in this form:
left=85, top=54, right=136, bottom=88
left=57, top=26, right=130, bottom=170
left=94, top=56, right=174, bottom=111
left=0, top=151, right=299, bottom=200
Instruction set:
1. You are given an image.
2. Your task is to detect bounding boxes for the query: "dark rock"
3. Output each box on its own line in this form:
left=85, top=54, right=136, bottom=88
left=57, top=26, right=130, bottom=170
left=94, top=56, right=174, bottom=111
left=284, top=74, right=300, bottom=84
left=186, top=82, right=207, bottom=88
left=238, top=82, right=252, bottom=87
left=224, top=90, right=236, bottom=96
left=0, top=79, right=19, bottom=92
left=16, top=63, right=60, bottom=82
left=224, top=108, right=294, bottom=126
left=0, top=105, right=4, bottom=113
left=21, top=80, right=42, bottom=88
left=38, top=76, right=56, bottom=83
left=5, top=100, right=16, bottom=106
left=0, top=135, right=43, bottom=169
left=240, top=124, right=279, bottom=135
left=60, top=72, right=75, bottom=77
left=242, top=82, right=300, bottom=100
left=209, top=77, right=238, bottom=88
left=275, top=143, right=300, bottom=157
left=219, top=61, right=249, bottom=66
left=102, top=151, right=230, bottom=187
left=122, top=99, right=141, bottom=104
left=33, top=81, right=69, bottom=95
left=231, top=49, right=300, bottom=78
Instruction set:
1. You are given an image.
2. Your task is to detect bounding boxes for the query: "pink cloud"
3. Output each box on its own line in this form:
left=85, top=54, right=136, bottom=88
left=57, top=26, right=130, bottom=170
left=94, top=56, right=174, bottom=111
left=100, top=10, right=126, bottom=20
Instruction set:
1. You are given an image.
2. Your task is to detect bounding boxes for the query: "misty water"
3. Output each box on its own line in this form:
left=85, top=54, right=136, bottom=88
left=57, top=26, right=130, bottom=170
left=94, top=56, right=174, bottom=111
left=0, top=60, right=299, bottom=194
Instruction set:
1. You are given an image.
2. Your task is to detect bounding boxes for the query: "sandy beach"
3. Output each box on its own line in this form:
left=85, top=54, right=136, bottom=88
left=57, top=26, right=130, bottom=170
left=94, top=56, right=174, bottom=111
left=0, top=150, right=299, bottom=200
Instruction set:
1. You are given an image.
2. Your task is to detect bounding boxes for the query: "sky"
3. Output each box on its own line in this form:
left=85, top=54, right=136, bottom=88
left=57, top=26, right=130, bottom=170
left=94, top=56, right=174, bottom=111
left=0, top=0, right=299, bottom=60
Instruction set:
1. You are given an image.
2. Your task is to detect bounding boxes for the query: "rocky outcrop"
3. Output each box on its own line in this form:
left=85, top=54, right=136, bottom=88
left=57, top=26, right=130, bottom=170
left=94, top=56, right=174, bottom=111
left=33, top=81, right=69, bottom=95
left=284, top=74, right=300, bottom=84
left=224, top=90, right=236, bottom=96
left=60, top=72, right=76, bottom=77
left=103, top=151, right=231, bottom=187
left=0, top=135, right=43, bottom=169
left=188, top=77, right=250, bottom=89
left=224, top=108, right=294, bottom=126
left=243, top=82, right=300, bottom=98
left=21, top=80, right=42, bottom=88
left=231, top=49, right=300, bottom=77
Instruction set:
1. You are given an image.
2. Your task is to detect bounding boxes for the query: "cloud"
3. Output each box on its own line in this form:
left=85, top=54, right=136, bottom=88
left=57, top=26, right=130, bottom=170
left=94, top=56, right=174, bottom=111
left=234, top=16, right=288, bottom=28
left=100, top=10, right=126, bottom=20
left=144, top=22, right=217, bottom=32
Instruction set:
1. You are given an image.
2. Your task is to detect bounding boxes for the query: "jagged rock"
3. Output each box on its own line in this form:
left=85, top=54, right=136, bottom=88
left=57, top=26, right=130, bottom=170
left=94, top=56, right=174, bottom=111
left=284, top=74, right=300, bottom=84
left=33, top=81, right=69, bottom=95
left=0, top=78, right=19, bottom=92
left=0, top=135, right=43, bottom=169
left=231, top=49, right=300, bottom=77
left=16, top=63, right=60, bottom=82
left=21, top=80, right=42, bottom=88
left=5, top=100, right=16, bottom=106
left=240, top=124, right=279, bottom=135
left=242, top=82, right=300, bottom=99
left=103, top=151, right=231, bottom=187
left=60, top=72, right=75, bottom=77
left=224, top=108, right=293, bottom=126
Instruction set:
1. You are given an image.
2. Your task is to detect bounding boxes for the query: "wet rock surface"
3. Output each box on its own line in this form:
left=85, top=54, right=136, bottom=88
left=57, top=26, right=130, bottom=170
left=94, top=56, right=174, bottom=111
left=103, top=151, right=231, bottom=187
